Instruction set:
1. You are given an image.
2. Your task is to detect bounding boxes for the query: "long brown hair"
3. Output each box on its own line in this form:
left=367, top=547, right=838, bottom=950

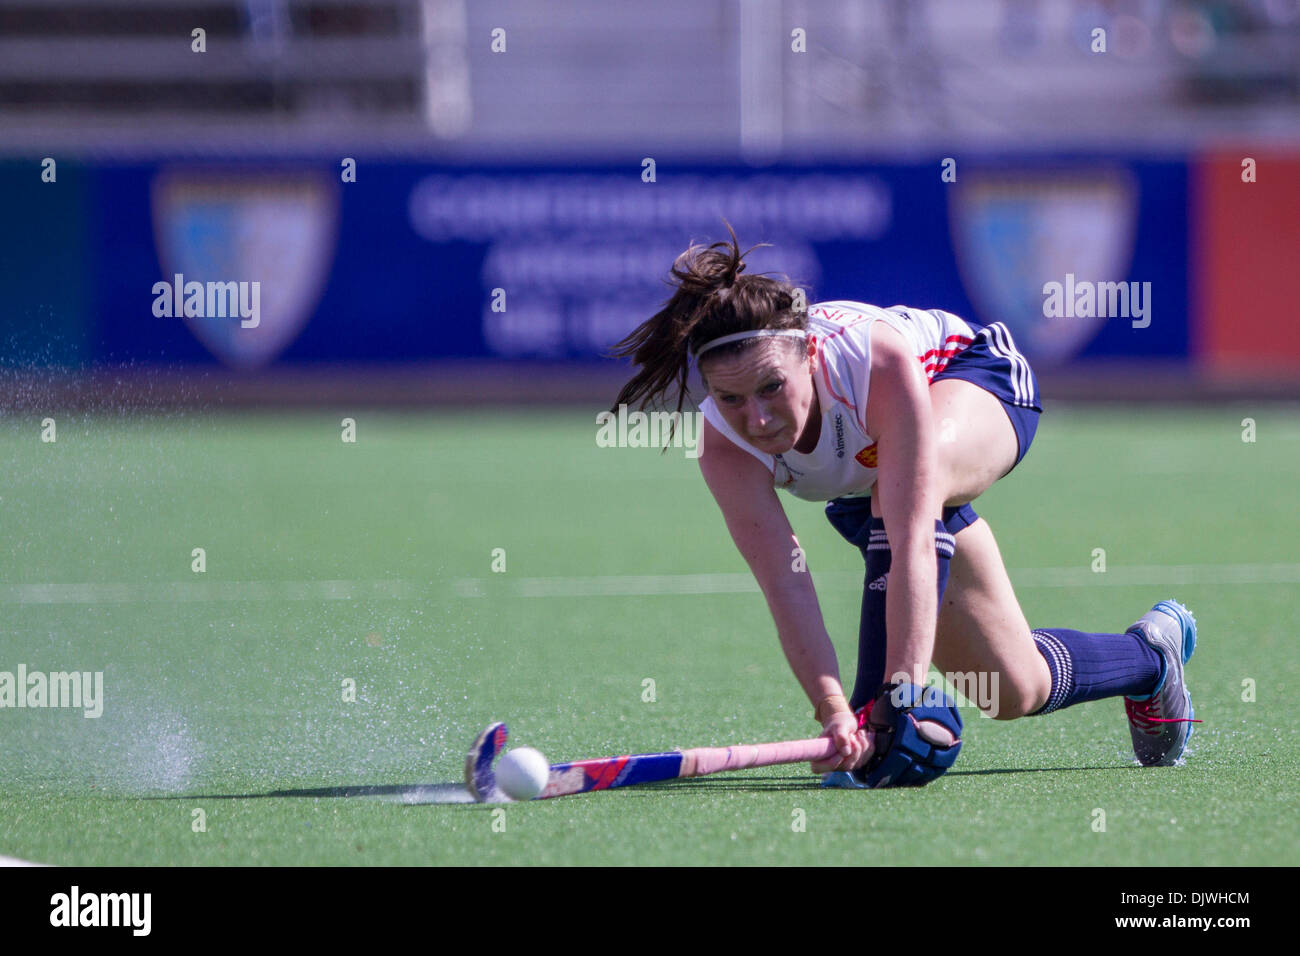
left=607, top=222, right=806, bottom=418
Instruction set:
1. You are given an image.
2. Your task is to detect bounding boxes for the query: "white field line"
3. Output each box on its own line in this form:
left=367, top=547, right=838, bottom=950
left=0, top=854, right=50, bottom=866
left=2, top=564, right=1297, bottom=605
left=454, top=561, right=1300, bottom=598
left=0, top=579, right=421, bottom=605
left=457, top=563, right=1300, bottom=597
left=503, top=573, right=758, bottom=598
left=1009, top=563, right=1300, bottom=588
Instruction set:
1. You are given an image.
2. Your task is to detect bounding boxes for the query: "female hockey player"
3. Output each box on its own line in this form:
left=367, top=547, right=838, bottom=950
left=608, top=227, right=1198, bottom=788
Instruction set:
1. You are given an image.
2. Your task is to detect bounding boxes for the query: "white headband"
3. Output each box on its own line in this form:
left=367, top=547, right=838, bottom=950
left=691, top=329, right=808, bottom=361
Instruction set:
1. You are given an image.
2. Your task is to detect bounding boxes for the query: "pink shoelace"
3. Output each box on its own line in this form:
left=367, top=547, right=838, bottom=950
left=1125, top=696, right=1203, bottom=734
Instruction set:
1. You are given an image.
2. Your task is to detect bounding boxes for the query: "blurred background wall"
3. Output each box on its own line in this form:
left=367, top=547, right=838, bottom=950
left=0, top=0, right=1297, bottom=406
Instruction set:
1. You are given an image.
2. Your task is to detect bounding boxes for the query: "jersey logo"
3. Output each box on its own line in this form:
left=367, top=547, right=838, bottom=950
left=774, top=455, right=800, bottom=488
left=855, top=443, right=878, bottom=468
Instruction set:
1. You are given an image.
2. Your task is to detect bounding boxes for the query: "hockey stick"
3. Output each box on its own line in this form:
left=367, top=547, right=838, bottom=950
left=465, top=721, right=865, bottom=802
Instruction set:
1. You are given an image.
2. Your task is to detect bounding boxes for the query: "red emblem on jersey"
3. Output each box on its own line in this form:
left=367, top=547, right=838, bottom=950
left=855, top=444, right=878, bottom=468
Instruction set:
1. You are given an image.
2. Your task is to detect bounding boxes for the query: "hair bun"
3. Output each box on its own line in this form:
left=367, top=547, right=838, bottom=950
left=723, top=257, right=746, bottom=287
left=607, top=219, right=801, bottom=422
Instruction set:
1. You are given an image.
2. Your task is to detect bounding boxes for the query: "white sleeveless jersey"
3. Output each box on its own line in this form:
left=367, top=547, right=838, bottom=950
left=699, top=301, right=977, bottom=502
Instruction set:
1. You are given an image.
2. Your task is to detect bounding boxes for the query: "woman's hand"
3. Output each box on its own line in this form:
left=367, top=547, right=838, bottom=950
left=812, top=710, right=873, bottom=773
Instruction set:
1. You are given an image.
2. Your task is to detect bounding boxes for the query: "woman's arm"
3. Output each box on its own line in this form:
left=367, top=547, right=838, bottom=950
left=863, top=322, right=945, bottom=689
left=697, top=417, right=867, bottom=770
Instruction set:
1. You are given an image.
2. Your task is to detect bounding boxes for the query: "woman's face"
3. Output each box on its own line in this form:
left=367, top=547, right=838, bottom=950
left=702, top=337, right=819, bottom=455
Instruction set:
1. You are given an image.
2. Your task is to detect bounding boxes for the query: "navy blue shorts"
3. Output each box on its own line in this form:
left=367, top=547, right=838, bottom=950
left=825, top=320, right=1041, bottom=542
left=931, top=321, right=1041, bottom=471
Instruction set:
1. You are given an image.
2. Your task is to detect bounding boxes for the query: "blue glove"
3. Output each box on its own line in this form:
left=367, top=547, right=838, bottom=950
left=854, top=682, right=963, bottom=788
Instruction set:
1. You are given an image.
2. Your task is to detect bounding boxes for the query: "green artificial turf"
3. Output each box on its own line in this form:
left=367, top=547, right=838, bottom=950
left=0, top=404, right=1296, bottom=865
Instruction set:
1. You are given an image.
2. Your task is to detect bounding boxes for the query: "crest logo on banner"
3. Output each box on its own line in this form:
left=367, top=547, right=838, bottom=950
left=949, top=170, right=1137, bottom=366
left=152, top=170, right=339, bottom=367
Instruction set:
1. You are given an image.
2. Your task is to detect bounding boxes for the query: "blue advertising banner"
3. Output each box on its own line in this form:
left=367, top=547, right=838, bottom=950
left=2, top=158, right=1190, bottom=368
left=0, top=161, right=92, bottom=366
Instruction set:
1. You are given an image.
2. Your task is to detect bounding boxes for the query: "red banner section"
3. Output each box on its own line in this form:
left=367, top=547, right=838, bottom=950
left=1194, top=153, right=1300, bottom=376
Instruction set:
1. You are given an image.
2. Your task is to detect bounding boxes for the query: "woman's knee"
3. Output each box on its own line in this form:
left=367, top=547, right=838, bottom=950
left=931, top=665, right=1041, bottom=720
left=933, top=633, right=1050, bottom=720
left=987, top=685, right=1043, bottom=720
left=985, top=665, right=1050, bottom=720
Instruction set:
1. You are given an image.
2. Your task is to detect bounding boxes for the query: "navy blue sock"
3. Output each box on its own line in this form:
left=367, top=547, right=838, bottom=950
left=824, top=500, right=976, bottom=711
left=847, top=515, right=891, bottom=710
left=1028, top=628, right=1164, bottom=715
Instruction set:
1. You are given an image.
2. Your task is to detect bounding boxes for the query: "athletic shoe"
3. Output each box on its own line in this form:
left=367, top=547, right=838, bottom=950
left=1124, top=600, right=1200, bottom=766
left=820, top=770, right=868, bottom=789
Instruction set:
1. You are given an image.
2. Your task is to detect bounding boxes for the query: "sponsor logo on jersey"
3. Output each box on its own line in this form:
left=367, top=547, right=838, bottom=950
left=774, top=454, right=804, bottom=488
left=833, top=413, right=845, bottom=458
left=855, top=443, right=878, bottom=468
